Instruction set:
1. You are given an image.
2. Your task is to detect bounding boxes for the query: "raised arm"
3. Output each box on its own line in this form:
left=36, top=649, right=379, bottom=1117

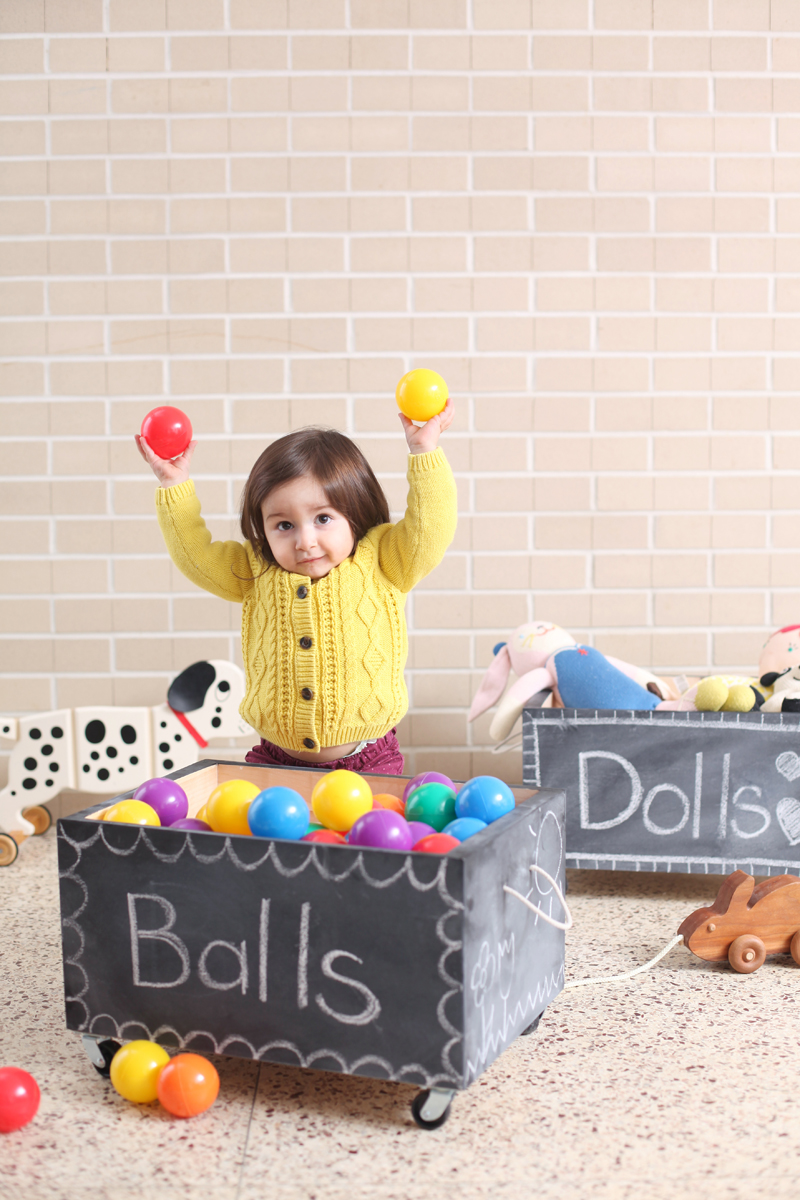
left=155, top=481, right=255, bottom=603
left=377, top=402, right=458, bottom=592
left=136, top=433, right=255, bottom=603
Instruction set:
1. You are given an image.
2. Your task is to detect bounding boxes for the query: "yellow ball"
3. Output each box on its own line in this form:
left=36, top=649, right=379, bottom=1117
left=722, top=684, right=755, bottom=713
left=195, top=802, right=209, bottom=824
left=103, top=799, right=160, bottom=826
left=695, top=677, right=729, bottom=712
left=206, top=779, right=260, bottom=835
left=110, top=1040, right=170, bottom=1104
left=395, top=369, right=448, bottom=423
left=311, top=770, right=372, bottom=833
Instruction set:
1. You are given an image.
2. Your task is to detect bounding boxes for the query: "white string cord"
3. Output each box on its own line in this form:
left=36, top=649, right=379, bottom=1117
left=503, top=865, right=574, bottom=930
left=505, top=866, right=685, bottom=987
left=492, top=732, right=523, bottom=755
left=563, top=934, right=685, bottom=989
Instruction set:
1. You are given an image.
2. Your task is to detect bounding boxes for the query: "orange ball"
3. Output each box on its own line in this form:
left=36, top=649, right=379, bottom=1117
left=373, top=793, right=405, bottom=816
left=156, top=1053, right=219, bottom=1118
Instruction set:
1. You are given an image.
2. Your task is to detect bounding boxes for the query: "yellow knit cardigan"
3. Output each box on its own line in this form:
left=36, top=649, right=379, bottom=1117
left=155, top=448, right=457, bottom=752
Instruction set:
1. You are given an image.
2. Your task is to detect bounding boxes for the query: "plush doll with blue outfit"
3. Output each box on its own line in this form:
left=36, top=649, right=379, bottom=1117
left=468, top=621, right=679, bottom=743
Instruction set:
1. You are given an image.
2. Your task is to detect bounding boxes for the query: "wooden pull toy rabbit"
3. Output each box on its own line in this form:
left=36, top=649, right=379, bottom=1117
left=679, top=870, right=800, bottom=974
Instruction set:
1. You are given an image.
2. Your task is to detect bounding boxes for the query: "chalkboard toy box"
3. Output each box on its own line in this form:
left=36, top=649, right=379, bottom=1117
left=57, top=760, right=566, bottom=1101
left=524, top=706, right=800, bottom=878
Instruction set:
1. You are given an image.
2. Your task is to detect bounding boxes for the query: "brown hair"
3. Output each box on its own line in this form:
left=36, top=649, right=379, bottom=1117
left=240, top=427, right=391, bottom=567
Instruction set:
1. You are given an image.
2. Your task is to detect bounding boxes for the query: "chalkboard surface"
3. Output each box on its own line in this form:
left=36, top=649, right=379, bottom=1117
left=524, top=707, right=800, bottom=876
left=57, top=761, right=566, bottom=1091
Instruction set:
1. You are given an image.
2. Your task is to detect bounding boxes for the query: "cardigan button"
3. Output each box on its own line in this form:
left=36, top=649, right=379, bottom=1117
left=303, top=738, right=315, bottom=749
left=301, top=688, right=313, bottom=700
left=299, top=636, right=312, bottom=649
left=296, top=585, right=308, bottom=598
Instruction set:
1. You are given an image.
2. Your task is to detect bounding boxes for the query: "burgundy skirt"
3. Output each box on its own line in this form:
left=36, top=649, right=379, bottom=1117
left=245, top=728, right=404, bottom=776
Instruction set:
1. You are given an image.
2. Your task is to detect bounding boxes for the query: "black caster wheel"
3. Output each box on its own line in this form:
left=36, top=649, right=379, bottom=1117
left=82, top=1035, right=121, bottom=1078
left=411, top=1088, right=454, bottom=1131
left=520, top=1014, right=541, bottom=1037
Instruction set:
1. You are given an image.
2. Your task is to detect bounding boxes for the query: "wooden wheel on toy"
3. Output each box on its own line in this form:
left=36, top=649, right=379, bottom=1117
left=22, top=805, right=51, bottom=835
left=0, top=834, right=18, bottom=867
left=728, top=934, right=766, bottom=974
left=790, top=930, right=800, bottom=967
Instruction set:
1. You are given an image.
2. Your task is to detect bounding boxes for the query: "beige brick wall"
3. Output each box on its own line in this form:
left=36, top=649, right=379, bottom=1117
left=2, top=0, right=800, bottom=784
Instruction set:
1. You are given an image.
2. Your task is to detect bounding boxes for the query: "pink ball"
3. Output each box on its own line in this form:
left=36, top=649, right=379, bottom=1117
left=402, top=771, right=454, bottom=804
left=132, top=778, right=188, bottom=827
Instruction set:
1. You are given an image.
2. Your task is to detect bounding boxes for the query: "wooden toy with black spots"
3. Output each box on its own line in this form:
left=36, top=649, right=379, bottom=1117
left=0, top=660, right=253, bottom=865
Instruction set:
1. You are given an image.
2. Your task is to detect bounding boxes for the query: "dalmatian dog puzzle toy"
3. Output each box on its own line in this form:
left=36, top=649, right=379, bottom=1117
left=0, top=660, right=253, bottom=865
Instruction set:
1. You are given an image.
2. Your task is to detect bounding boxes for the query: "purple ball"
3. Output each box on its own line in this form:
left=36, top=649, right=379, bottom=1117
left=348, top=809, right=414, bottom=852
left=132, top=778, right=189, bottom=827
left=406, top=820, right=436, bottom=844
left=402, top=771, right=455, bottom=804
left=170, top=817, right=211, bottom=832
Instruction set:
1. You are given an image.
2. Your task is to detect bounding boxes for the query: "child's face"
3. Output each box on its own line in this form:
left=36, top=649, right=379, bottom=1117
left=261, top=475, right=355, bottom=578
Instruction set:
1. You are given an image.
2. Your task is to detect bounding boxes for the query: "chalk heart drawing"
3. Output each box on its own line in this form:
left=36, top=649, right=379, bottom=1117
left=776, top=797, right=800, bottom=847
left=776, top=751, right=800, bottom=783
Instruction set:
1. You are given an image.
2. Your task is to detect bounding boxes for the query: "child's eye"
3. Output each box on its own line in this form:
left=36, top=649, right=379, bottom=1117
left=317, top=514, right=331, bottom=525
left=276, top=521, right=293, bottom=531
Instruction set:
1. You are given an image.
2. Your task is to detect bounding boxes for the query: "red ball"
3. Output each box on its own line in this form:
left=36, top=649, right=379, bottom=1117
left=0, top=1067, right=40, bottom=1132
left=302, top=829, right=346, bottom=844
left=413, top=833, right=460, bottom=854
left=140, top=406, right=192, bottom=460
left=156, top=1053, right=219, bottom=1118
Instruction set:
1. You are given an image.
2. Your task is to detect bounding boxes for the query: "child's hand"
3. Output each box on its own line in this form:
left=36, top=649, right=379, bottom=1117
left=135, top=434, right=197, bottom=487
left=399, top=398, right=454, bottom=455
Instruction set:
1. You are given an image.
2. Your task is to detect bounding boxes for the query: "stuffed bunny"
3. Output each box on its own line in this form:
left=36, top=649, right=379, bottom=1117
left=468, top=621, right=677, bottom=743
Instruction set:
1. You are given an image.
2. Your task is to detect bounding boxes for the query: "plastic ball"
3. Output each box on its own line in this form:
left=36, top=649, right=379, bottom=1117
left=0, top=1067, right=40, bottom=1133
left=443, top=816, right=488, bottom=842
left=302, top=829, right=347, bottom=844
left=404, top=782, right=457, bottom=833
left=413, top=833, right=460, bottom=854
left=311, top=770, right=372, bottom=832
left=402, top=771, right=454, bottom=803
left=103, top=799, right=160, bottom=826
left=156, top=1053, right=219, bottom=1119
left=395, top=369, right=448, bottom=423
left=248, top=786, right=309, bottom=840
left=110, top=1041, right=170, bottom=1105
left=406, top=820, right=436, bottom=844
left=133, top=778, right=188, bottom=827
left=170, top=817, right=211, bottom=832
left=372, top=793, right=405, bottom=816
left=348, top=809, right=413, bottom=852
left=206, top=779, right=260, bottom=836
left=196, top=803, right=210, bottom=824
left=455, top=776, right=515, bottom=825
left=140, top=406, right=192, bottom=460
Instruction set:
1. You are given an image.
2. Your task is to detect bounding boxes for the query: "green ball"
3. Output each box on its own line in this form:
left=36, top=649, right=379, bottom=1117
left=405, top=782, right=457, bottom=832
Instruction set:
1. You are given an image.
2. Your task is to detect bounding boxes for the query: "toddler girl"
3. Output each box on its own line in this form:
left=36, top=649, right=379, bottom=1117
left=136, top=402, right=457, bottom=776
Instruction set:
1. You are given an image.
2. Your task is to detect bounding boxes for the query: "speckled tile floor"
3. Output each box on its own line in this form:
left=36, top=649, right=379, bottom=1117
left=2, top=827, right=799, bottom=1200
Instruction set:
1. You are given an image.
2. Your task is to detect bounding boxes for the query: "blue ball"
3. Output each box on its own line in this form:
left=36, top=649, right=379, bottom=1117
left=443, top=816, right=487, bottom=842
left=247, top=786, right=309, bottom=840
left=455, top=776, right=515, bottom=825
